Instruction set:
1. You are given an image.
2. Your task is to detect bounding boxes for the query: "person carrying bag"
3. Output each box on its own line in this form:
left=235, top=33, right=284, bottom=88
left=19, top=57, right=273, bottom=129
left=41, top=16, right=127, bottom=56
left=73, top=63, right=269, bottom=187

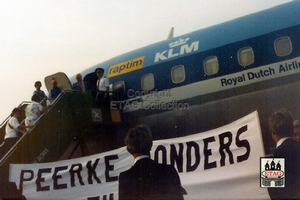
left=0, top=108, right=32, bottom=158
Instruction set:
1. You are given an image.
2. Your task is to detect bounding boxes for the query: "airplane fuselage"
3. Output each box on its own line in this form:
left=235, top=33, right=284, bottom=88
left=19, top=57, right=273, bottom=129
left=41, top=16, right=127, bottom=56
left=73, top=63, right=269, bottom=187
left=68, top=1, right=300, bottom=155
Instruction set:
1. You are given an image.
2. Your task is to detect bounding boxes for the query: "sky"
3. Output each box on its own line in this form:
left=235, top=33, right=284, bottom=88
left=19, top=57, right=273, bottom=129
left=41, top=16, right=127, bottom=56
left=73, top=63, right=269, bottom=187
left=0, top=0, right=292, bottom=121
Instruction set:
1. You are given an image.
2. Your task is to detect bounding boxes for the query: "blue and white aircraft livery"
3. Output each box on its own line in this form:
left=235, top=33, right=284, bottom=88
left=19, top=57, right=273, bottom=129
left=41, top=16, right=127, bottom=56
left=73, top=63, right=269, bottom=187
left=71, top=0, right=300, bottom=137
left=1, top=1, right=300, bottom=199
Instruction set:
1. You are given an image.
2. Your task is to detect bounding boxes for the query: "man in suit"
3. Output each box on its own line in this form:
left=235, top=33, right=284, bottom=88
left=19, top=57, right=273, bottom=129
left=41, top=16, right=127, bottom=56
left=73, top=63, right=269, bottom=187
left=72, top=73, right=86, bottom=92
left=118, top=125, right=184, bottom=200
left=268, top=110, right=300, bottom=199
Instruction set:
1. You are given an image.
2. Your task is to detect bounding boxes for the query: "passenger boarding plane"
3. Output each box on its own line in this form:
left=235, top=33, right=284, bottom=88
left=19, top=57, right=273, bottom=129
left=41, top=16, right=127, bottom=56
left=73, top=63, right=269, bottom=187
left=1, top=1, right=300, bottom=198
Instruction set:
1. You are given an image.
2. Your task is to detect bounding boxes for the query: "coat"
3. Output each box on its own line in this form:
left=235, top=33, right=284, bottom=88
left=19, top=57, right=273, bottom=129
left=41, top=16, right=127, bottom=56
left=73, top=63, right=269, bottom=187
left=119, top=157, right=184, bottom=200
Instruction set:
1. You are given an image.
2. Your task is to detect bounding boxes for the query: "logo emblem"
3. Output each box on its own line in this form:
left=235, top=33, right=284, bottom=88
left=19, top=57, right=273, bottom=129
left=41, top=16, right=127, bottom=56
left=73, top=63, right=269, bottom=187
left=108, top=56, right=144, bottom=78
left=260, top=158, right=285, bottom=188
left=154, top=38, right=199, bottom=63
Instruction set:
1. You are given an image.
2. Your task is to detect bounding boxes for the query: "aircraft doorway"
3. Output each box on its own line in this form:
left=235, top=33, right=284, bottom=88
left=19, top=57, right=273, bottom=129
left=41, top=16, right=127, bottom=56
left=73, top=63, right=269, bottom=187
left=44, top=72, right=72, bottom=92
left=82, top=72, right=98, bottom=101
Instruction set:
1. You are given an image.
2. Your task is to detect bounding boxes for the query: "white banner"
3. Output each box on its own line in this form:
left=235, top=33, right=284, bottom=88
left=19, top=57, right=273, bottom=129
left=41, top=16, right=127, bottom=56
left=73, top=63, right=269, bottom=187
left=10, top=111, right=269, bottom=199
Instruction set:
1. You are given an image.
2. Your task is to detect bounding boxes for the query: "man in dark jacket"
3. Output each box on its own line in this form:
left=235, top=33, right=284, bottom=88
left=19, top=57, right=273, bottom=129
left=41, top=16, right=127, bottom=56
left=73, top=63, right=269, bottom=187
left=268, top=110, right=300, bottom=199
left=118, top=125, right=184, bottom=200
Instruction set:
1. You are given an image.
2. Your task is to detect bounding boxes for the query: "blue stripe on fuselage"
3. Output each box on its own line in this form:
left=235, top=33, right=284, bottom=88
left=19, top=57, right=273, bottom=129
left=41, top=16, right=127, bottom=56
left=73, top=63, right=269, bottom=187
left=79, top=0, right=300, bottom=79
left=109, top=24, right=300, bottom=100
left=74, top=1, right=300, bottom=96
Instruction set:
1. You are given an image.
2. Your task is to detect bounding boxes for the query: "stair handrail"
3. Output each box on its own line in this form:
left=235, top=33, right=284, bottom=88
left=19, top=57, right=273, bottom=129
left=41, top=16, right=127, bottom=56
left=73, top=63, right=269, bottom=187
left=0, top=101, right=32, bottom=129
left=0, top=90, right=71, bottom=165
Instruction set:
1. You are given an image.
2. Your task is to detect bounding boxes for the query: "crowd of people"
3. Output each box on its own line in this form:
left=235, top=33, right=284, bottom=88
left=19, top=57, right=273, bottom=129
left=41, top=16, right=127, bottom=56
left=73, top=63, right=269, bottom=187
left=0, top=68, right=110, bottom=159
left=0, top=81, right=52, bottom=158
left=1, top=67, right=300, bottom=199
left=0, top=68, right=112, bottom=199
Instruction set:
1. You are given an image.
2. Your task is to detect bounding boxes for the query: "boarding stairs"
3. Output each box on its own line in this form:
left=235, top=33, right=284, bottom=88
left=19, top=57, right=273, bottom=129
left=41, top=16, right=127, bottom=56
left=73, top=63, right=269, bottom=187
left=0, top=90, right=120, bottom=182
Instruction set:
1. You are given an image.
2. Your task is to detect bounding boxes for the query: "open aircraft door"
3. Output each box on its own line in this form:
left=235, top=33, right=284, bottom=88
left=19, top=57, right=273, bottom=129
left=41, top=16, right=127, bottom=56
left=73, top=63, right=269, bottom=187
left=44, top=72, right=72, bottom=92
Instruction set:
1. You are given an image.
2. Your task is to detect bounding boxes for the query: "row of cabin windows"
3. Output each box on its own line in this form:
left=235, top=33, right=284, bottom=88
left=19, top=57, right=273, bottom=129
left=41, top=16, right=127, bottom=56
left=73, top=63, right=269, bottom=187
left=141, top=65, right=186, bottom=91
left=205, top=36, right=293, bottom=75
left=115, top=36, right=293, bottom=93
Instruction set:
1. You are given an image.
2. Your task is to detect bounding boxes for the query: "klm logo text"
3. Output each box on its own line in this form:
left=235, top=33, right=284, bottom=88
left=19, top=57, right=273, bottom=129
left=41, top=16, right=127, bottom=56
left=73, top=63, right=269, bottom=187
left=154, top=38, right=199, bottom=62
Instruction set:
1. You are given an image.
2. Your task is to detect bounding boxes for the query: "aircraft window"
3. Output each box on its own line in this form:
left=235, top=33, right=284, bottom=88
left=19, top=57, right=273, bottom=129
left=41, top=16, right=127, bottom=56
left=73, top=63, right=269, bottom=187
left=113, top=81, right=125, bottom=100
left=141, top=73, right=155, bottom=91
left=275, top=36, right=292, bottom=56
left=238, top=47, right=254, bottom=66
left=171, top=65, right=185, bottom=83
left=113, top=81, right=125, bottom=93
left=204, top=56, right=219, bottom=75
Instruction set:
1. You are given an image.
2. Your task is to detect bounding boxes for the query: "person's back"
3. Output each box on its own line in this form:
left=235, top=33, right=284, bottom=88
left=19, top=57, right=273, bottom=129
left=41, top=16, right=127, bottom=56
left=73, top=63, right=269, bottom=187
left=118, top=124, right=184, bottom=200
left=25, top=102, right=42, bottom=120
left=119, top=158, right=183, bottom=200
left=0, top=108, right=31, bottom=158
left=268, top=110, right=300, bottom=199
left=270, top=138, right=300, bottom=199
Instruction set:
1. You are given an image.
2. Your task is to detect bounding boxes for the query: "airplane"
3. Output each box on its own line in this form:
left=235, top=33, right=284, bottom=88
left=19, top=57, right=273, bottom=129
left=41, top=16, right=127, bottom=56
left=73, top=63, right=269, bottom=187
left=0, top=0, right=300, bottom=198
left=64, top=0, right=300, bottom=153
